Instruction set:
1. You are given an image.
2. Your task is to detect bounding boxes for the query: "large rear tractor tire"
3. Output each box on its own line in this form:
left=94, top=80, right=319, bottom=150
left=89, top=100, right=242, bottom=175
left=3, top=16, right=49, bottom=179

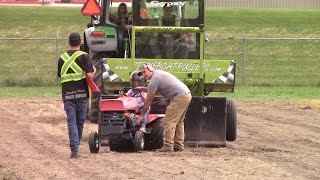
left=226, top=99, right=237, bottom=141
left=88, top=132, right=100, bottom=153
left=89, top=51, right=104, bottom=123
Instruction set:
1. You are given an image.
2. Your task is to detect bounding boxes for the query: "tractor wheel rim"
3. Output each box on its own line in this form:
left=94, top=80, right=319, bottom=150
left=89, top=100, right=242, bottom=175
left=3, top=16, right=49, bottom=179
left=95, top=137, right=99, bottom=148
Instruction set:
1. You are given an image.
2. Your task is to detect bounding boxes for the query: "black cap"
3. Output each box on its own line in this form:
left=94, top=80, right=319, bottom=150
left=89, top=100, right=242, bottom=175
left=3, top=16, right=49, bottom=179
left=69, top=32, right=81, bottom=42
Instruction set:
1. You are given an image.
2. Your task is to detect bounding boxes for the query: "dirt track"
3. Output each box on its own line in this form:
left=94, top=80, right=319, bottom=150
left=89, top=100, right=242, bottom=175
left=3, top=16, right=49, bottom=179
left=0, top=99, right=319, bottom=179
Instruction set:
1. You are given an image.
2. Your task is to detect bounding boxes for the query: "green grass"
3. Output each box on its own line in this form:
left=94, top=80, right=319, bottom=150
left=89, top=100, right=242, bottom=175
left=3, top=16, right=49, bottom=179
left=1, top=7, right=319, bottom=38
left=0, top=6, right=90, bottom=38
left=206, top=8, right=320, bottom=37
left=0, top=86, right=318, bottom=100
left=205, top=39, right=320, bottom=86
left=0, top=6, right=320, bottom=87
left=215, top=86, right=320, bottom=100
left=0, top=86, right=60, bottom=99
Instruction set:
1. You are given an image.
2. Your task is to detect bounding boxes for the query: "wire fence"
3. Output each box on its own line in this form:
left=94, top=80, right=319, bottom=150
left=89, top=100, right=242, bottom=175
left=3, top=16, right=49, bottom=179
left=205, top=37, right=320, bottom=86
left=0, top=37, right=319, bottom=87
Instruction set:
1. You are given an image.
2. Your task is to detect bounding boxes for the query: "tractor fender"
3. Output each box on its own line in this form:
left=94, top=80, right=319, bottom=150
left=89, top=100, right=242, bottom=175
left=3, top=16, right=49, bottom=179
left=84, top=26, right=118, bottom=52
left=100, top=97, right=139, bottom=112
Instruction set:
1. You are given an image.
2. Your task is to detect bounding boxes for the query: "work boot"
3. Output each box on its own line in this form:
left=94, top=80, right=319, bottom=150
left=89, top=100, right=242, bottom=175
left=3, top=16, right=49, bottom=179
left=155, top=147, right=173, bottom=152
left=70, top=152, right=80, bottom=158
left=174, top=147, right=184, bottom=152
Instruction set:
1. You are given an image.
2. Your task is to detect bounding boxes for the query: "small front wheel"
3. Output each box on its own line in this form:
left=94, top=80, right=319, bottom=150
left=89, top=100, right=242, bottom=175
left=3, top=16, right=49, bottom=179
left=88, top=132, right=100, bottom=153
left=134, top=131, right=145, bottom=152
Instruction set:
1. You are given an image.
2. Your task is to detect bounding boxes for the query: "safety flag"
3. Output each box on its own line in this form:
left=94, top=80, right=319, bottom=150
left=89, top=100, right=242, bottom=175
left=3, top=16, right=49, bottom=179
left=86, top=74, right=100, bottom=93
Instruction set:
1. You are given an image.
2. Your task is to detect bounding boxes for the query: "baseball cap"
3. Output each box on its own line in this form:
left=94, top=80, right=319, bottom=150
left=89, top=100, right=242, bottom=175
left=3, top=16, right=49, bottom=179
left=138, top=64, right=154, bottom=76
left=138, top=64, right=148, bottom=72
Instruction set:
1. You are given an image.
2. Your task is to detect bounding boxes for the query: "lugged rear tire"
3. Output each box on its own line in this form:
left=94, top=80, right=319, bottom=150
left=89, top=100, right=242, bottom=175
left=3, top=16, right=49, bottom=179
left=226, top=99, right=237, bottom=141
left=89, top=51, right=103, bottom=123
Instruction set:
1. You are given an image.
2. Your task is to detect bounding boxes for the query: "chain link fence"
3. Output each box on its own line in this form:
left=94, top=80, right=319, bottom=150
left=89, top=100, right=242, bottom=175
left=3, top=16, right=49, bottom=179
left=205, top=37, right=320, bottom=86
left=0, top=38, right=68, bottom=87
left=0, top=37, right=319, bottom=87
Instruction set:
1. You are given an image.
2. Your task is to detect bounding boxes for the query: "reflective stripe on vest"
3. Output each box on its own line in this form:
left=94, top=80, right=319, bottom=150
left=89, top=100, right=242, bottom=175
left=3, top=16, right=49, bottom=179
left=60, top=51, right=87, bottom=83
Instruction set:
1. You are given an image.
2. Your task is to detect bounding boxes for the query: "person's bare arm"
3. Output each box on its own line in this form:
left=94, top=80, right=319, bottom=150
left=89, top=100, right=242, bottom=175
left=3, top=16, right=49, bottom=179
left=86, top=66, right=96, bottom=79
left=140, top=91, right=155, bottom=116
left=140, top=92, right=147, bottom=102
left=136, top=91, right=156, bottom=124
left=135, top=86, right=148, bottom=92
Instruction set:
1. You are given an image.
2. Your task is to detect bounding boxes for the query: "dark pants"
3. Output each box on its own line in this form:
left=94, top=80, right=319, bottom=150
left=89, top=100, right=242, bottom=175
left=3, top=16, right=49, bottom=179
left=63, top=99, right=88, bottom=153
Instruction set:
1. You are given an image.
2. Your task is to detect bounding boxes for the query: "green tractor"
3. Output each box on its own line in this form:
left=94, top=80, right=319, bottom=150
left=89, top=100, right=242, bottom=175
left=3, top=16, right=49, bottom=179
left=81, top=0, right=237, bottom=147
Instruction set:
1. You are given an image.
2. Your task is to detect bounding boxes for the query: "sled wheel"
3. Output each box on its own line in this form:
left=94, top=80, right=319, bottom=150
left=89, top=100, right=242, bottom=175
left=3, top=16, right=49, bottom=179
left=134, top=131, right=145, bottom=152
left=88, top=132, right=100, bottom=153
left=226, top=99, right=237, bottom=141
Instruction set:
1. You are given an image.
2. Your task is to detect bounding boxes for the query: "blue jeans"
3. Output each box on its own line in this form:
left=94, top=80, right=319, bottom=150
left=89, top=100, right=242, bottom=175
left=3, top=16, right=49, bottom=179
left=63, top=99, right=88, bottom=153
left=139, top=107, right=150, bottom=126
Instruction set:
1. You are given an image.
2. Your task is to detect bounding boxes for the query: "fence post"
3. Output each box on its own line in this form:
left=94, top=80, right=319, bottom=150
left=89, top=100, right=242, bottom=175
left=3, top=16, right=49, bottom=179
left=55, top=31, right=59, bottom=80
left=242, top=33, right=246, bottom=86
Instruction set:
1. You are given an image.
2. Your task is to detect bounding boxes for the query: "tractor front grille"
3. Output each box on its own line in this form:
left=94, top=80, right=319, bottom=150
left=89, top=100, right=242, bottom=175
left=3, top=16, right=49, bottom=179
left=100, top=112, right=126, bottom=127
left=100, top=111, right=128, bottom=136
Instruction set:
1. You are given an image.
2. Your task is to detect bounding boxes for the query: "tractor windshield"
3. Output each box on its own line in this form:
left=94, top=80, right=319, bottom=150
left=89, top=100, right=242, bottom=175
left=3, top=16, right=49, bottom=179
left=141, top=1, right=199, bottom=21
left=133, top=0, right=202, bottom=59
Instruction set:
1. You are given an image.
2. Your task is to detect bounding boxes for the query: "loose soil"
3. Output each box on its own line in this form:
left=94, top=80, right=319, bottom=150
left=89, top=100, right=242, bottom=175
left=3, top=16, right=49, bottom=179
left=0, top=99, right=319, bottom=180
